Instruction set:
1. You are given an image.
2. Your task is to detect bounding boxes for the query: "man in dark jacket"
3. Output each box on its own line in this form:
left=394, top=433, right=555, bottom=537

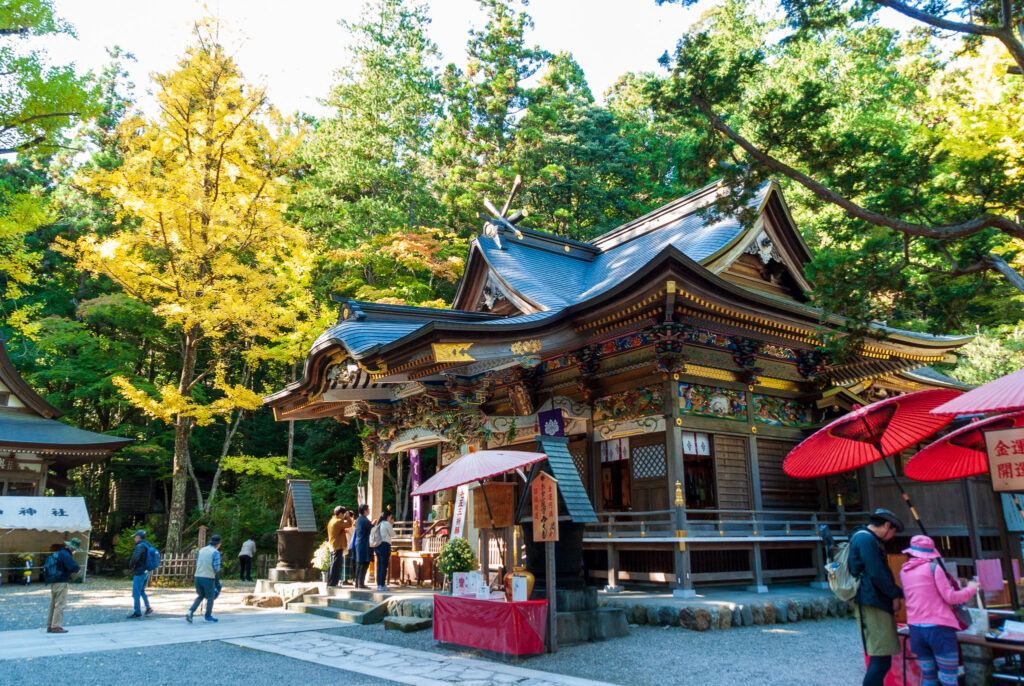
left=47, top=538, right=81, bottom=633
left=352, top=504, right=372, bottom=589
left=127, top=529, right=153, bottom=618
left=849, top=508, right=905, bottom=686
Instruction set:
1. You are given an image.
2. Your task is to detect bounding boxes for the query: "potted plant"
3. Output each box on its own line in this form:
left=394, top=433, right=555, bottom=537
left=311, top=541, right=331, bottom=583
left=436, top=537, right=478, bottom=593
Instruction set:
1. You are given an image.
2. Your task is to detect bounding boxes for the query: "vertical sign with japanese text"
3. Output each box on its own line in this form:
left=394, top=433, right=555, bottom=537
left=531, top=472, right=559, bottom=542
left=409, top=449, right=423, bottom=528
left=985, top=426, right=1024, bottom=491
left=452, top=484, right=469, bottom=538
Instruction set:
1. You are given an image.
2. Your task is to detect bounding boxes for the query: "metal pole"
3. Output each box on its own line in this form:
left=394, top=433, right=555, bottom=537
left=858, top=416, right=929, bottom=536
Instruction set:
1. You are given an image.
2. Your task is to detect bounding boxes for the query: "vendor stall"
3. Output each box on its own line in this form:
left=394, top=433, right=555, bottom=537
left=434, top=594, right=548, bottom=656
left=0, top=495, right=91, bottom=583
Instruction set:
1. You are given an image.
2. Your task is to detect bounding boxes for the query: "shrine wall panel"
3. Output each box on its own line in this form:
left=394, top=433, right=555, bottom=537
left=757, top=438, right=819, bottom=510
left=713, top=434, right=751, bottom=511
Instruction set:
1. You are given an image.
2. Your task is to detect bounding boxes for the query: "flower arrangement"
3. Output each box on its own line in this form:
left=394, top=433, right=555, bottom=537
left=436, top=537, right=478, bottom=578
left=22, top=554, right=33, bottom=584
left=311, top=541, right=331, bottom=572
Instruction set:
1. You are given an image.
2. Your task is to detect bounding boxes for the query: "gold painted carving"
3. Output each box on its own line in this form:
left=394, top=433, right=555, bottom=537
left=509, top=339, right=543, bottom=356
left=757, top=377, right=801, bottom=391
left=432, top=342, right=475, bottom=362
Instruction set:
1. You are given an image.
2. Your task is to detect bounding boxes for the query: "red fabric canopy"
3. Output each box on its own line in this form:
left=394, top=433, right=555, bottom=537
left=931, top=368, right=1024, bottom=416
left=410, top=449, right=547, bottom=496
left=783, top=389, right=961, bottom=479
left=905, top=410, right=1024, bottom=482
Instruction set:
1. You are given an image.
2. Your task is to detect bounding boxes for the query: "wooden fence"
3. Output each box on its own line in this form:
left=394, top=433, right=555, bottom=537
left=148, top=551, right=196, bottom=584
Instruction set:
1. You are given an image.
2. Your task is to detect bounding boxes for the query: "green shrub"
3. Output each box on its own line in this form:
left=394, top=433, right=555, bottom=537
left=436, top=537, right=478, bottom=577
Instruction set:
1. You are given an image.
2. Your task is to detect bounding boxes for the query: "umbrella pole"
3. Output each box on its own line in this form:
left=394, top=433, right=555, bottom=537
left=477, top=480, right=506, bottom=583
left=876, top=448, right=929, bottom=537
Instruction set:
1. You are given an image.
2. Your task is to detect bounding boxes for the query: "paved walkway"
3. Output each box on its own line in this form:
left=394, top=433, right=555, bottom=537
left=227, top=631, right=619, bottom=686
left=0, top=609, right=341, bottom=660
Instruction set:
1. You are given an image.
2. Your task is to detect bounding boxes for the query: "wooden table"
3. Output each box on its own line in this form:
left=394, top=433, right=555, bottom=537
left=897, top=625, right=1024, bottom=685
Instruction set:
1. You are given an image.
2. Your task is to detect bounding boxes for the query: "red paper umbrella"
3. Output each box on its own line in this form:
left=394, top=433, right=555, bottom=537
left=784, top=389, right=961, bottom=479
left=905, top=411, right=1024, bottom=481
left=784, top=388, right=961, bottom=535
left=931, top=367, right=1024, bottom=416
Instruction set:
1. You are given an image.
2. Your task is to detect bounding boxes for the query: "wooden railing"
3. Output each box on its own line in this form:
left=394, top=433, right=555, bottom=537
left=585, top=508, right=871, bottom=540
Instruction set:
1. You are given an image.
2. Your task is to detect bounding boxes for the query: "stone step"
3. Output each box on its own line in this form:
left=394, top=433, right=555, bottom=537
left=304, top=595, right=380, bottom=613
left=288, top=601, right=389, bottom=624
left=324, top=587, right=393, bottom=604
left=383, top=616, right=432, bottom=632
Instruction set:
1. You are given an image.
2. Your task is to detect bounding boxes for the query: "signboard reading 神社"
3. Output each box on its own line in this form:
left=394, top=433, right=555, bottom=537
left=531, top=472, right=559, bottom=542
left=984, top=426, right=1024, bottom=491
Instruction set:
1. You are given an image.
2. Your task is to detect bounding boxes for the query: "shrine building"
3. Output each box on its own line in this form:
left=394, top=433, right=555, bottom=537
left=0, top=339, right=132, bottom=496
left=265, top=180, right=996, bottom=593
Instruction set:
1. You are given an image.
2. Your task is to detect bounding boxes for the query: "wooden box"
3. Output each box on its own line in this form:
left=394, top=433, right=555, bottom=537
left=472, top=482, right=516, bottom=528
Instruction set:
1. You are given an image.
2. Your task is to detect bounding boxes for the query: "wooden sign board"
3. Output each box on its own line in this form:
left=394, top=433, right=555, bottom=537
left=985, top=427, right=1024, bottom=492
left=531, top=472, right=559, bottom=542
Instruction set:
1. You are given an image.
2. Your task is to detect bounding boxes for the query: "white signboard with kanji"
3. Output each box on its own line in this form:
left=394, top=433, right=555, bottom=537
left=985, top=427, right=1024, bottom=492
left=0, top=496, right=91, bottom=532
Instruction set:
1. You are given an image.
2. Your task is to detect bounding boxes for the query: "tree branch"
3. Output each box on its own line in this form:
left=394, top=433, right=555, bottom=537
left=691, top=94, right=1024, bottom=242
left=874, top=0, right=1024, bottom=73
left=985, top=253, right=1024, bottom=294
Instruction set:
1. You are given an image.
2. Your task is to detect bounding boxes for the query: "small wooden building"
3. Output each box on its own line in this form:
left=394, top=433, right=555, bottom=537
left=0, top=339, right=131, bottom=496
left=265, top=180, right=990, bottom=592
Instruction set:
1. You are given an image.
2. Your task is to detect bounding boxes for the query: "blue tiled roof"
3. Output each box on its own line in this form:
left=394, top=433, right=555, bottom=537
left=476, top=183, right=767, bottom=309
left=0, top=413, right=132, bottom=450
left=314, top=320, right=425, bottom=356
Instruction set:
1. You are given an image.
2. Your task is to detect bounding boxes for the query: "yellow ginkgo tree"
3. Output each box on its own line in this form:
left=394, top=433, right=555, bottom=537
left=60, top=20, right=308, bottom=553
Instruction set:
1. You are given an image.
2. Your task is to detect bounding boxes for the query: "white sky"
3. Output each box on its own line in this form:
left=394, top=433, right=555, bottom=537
left=43, top=0, right=718, bottom=117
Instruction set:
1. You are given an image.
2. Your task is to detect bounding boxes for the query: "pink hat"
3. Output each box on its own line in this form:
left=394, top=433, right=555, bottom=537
left=903, top=534, right=942, bottom=560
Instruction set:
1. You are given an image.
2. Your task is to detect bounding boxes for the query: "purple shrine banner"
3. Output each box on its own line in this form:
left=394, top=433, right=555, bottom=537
left=410, top=448, right=423, bottom=528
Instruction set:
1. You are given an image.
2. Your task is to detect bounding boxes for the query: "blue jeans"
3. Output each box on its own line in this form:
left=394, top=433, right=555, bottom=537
left=375, top=542, right=391, bottom=588
left=909, top=625, right=959, bottom=686
left=189, top=576, right=217, bottom=618
left=132, top=572, right=150, bottom=614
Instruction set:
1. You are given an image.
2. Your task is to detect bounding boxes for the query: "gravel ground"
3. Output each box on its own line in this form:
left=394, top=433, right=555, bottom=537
left=321, top=617, right=867, bottom=686
left=0, top=576, right=256, bottom=630
left=1, top=640, right=397, bottom=686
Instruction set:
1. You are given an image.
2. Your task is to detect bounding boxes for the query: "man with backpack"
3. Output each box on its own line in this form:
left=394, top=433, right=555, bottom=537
left=127, top=529, right=154, bottom=618
left=45, top=538, right=81, bottom=634
left=849, top=508, right=905, bottom=686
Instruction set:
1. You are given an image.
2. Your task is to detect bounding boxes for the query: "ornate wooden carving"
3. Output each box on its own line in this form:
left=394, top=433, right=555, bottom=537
left=574, top=344, right=600, bottom=402
left=796, top=349, right=831, bottom=379
left=650, top=320, right=691, bottom=374
left=730, top=336, right=765, bottom=385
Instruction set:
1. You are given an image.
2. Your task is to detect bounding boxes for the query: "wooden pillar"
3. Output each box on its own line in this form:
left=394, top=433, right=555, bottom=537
left=368, top=459, right=384, bottom=520
left=963, top=478, right=983, bottom=563
left=605, top=542, right=622, bottom=592
left=667, top=374, right=694, bottom=597
left=750, top=543, right=766, bottom=592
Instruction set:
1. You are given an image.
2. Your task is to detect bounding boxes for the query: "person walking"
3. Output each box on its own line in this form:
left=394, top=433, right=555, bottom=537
left=900, top=535, right=979, bottom=686
left=326, top=506, right=353, bottom=587
left=352, top=505, right=371, bottom=589
left=126, top=530, right=153, bottom=618
left=238, top=535, right=256, bottom=582
left=373, top=510, right=394, bottom=591
left=187, top=534, right=222, bottom=623
left=46, top=538, right=81, bottom=634
left=849, top=508, right=905, bottom=686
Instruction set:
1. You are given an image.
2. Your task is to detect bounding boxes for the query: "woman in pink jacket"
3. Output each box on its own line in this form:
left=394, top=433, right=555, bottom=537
left=899, top=535, right=980, bottom=686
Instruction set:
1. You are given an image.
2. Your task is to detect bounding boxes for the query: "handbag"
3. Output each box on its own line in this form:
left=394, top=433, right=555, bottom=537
left=931, top=560, right=972, bottom=629
left=966, top=592, right=989, bottom=636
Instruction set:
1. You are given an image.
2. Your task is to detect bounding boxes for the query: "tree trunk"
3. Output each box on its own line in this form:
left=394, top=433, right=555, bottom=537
left=165, top=329, right=200, bottom=554
left=287, top=361, right=297, bottom=469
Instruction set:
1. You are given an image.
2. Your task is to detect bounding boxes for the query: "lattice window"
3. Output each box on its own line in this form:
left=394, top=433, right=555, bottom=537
left=570, top=450, right=586, bottom=479
left=631, top=443, right=667, bottom=480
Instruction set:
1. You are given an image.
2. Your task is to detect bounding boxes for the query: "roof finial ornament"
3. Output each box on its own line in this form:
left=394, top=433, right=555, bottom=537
left=481, top=175, right=527, bottom=249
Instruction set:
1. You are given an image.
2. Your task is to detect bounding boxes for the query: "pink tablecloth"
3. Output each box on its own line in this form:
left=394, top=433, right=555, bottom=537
left=433, top=594, right=548, bottom=655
